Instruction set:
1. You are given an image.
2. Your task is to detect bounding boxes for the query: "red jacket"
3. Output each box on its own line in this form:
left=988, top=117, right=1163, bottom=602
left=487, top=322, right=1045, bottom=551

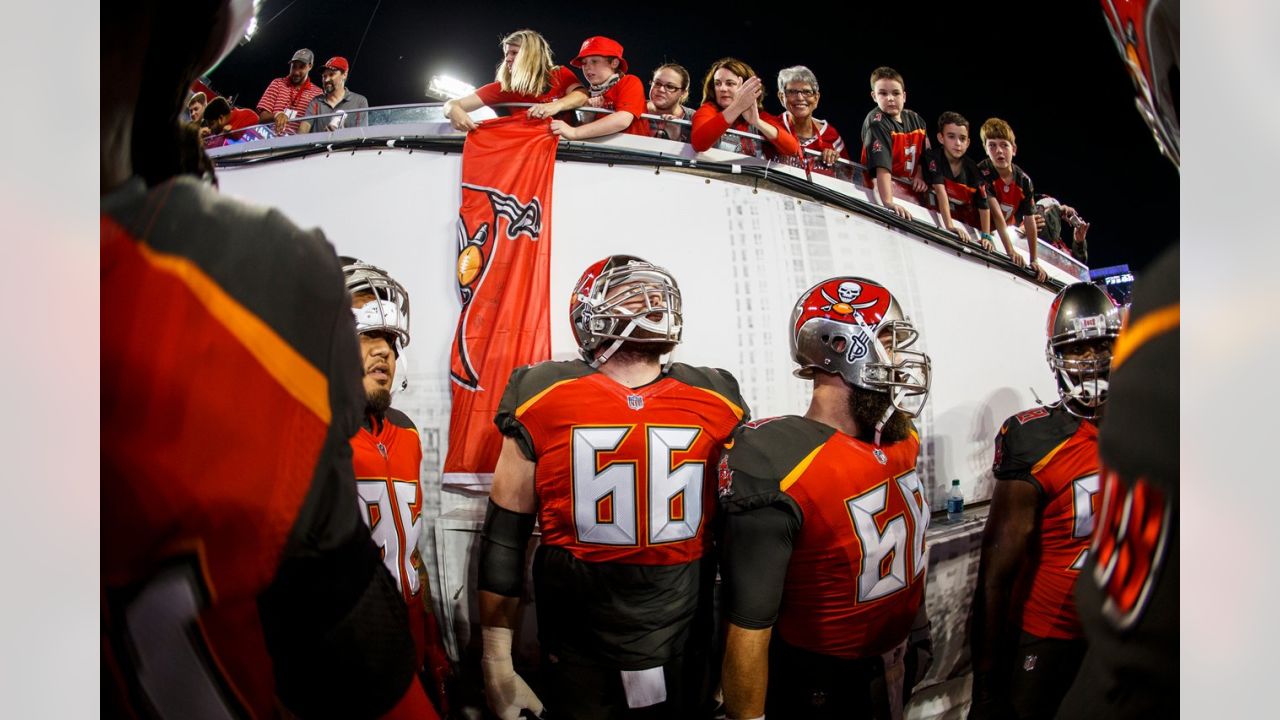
left=690, top=101, right=800, bottom=157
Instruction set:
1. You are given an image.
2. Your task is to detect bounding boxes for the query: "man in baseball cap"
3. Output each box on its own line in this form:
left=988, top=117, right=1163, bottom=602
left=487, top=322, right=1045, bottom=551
left=300, top=56, right=371, bottom=133
left=255, top=47, right=322, bottom=135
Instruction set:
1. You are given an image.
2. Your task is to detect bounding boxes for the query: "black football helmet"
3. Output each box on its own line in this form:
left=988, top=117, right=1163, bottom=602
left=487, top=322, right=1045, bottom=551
left=1046, top=282, right=1122, bottom=418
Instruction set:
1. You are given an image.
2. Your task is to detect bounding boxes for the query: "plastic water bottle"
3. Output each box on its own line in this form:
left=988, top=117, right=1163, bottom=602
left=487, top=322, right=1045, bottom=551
left=946, top=479, right=964, bottom=523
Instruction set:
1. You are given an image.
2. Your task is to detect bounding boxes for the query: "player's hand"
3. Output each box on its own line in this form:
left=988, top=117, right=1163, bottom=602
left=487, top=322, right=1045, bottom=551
left=1074, top=220, right=1090, bottom=242
left=584, top=96, right=606, bottom=108
left=528, top=101, right=559, bottom=120
left=1032, top=212, right=1046, bottom=232
left=198, top=126, right=211, bottom=140
left=911, top=174, right=928, bottom=193
left=977, top=233, right=997, bottom=252
left=482, top=627, right=545, bottom=720
left=1007, top=249, right=1028, bottom=268
left=549, top=119, right=578, bottom=140
left=821, top=148, right=839, bottom=166
left=948, top=223, right=972, bottom=244
left=273, top=111, right=289, bottom=135
left=889, top=202, right=912, bottom=221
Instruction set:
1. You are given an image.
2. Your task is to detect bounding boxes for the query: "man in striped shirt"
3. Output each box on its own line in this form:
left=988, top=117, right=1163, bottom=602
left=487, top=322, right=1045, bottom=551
left=256, top=47, right=322, bottom=136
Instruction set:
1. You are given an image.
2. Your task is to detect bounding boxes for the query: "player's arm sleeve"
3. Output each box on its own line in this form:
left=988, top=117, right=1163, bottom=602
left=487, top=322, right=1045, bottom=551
left=690, top=103, right=730, bottom=152
left=258, top=247, right=418, bottom=719
left=616, top=75, right=647, bottom=119
left=721, top=494, right=802, bottom=628
left=923, top=149, right=945, bottom=186
left=764, top=113, right=801, bottom=156
left=474, top=81, right=502, bottom=107
left=992, top=419, right=1045, bottom=495
left=1019, top=173, right=1035, bottom=219
left=493, top=366, right=537, bottom=461
left=862, top=119, right=894, bottom=170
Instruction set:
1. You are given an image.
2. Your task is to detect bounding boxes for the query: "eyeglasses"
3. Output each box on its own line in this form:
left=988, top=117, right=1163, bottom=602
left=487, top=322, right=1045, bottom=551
left=784, top=88, right=816, bottom=98
left=650, top=81, right=684, bottom=93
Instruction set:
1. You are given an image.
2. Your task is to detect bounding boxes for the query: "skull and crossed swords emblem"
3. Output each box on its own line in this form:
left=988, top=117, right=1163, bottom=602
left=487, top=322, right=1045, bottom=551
left=820, top=281, right=878, bottom=317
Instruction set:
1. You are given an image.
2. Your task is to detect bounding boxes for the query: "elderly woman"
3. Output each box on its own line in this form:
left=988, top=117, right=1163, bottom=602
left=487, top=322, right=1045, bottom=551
left=443, top=28, right=588, bottom=131
left=646, top=63, right=695, bottom=142
left=690, top=57, right=799, bottom=158
left=775, top=65, right=849, bottom=177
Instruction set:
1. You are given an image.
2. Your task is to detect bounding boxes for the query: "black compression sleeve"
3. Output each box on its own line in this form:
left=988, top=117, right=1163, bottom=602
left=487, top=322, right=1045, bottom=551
left=721, top=502, right=801, bottom=628
left=478, top=499, right=536, bottom=597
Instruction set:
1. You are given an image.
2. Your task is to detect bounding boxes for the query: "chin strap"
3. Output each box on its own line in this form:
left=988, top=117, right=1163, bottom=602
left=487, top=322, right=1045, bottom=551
left=873, top=399, right=896, bottom=447
left=590, top=322, right=638, bottom=368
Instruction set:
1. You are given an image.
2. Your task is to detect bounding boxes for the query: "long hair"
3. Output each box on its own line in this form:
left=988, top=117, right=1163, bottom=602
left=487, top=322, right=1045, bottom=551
left=699, top=57, right=762, bottom=109
left=496, top=29, right=557, bottom=96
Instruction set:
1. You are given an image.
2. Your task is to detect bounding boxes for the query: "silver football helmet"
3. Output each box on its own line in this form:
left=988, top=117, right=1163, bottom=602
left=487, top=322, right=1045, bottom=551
left=342, top=257, right=411, bottom=353
left=1046, top=282, right=1122, bottom=419
left=569, top=255, right=683, bottom=366
left=790, top=277, right=931, bottom=418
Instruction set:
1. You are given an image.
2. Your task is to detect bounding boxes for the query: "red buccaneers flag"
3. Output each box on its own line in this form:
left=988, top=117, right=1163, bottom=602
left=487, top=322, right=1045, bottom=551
left=444, top=115, right=557, bottom=489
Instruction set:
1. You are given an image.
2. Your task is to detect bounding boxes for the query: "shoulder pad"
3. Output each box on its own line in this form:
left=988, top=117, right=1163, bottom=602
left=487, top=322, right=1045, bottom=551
left=494, top=360, right=594, bottom=460
left=721, top=416, right=834, bottom=512
left=384, top=407, right=417, bottom=432
left=993, top=405, right=1081, bottom=481
left=496, top=360, right=595, bottom=421
left=666, top=364, right=750, bottom=421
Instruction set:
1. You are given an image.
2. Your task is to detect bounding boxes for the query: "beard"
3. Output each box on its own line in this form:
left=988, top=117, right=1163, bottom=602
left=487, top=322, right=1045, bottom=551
left=850, top=385, right=914, bottom=444
left=366, top=387, right=391, bottom=415
left=612, top=340, right=677, bottom=362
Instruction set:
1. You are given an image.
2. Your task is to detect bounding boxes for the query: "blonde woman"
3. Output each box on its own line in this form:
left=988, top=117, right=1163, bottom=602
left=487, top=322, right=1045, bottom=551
left=690, top=57, right=798, bottom=158
left=443, top=29, right=588, bottom=131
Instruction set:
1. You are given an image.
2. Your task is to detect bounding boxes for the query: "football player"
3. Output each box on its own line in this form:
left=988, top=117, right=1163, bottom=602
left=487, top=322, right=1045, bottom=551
left=719, top=277, right=934, bottom=720
left=344, top=258, right=454, bottom=715
left=1057, top=2, right=1180, bottom=717
left=968, top=282, right=1121, bottom=720
left=477, top=255, right=749, bottom=720
left=102, top=1, right=435, bottom=717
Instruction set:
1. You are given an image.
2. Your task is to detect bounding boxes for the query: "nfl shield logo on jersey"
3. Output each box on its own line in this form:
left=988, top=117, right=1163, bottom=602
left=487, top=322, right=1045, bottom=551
left=627, top=394, right=644, bottom=410
left=874, top=448, right=887, bottom=465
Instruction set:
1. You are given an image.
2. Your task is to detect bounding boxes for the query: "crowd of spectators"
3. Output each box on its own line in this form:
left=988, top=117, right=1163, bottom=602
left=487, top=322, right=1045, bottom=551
left=190, top=30, right=1091, bottom=269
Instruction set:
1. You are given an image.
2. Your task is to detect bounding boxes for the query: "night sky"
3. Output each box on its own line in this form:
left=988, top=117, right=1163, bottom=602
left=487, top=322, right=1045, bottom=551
left=208, top=0, right=1179, bottom=274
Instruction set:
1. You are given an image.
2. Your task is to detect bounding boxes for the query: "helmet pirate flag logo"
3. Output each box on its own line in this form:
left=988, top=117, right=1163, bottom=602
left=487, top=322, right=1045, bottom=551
left=444, top=115, right=559, bottom=489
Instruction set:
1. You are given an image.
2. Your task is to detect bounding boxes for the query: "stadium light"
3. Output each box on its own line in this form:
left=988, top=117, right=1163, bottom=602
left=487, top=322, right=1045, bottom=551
left=426, top=74, right=477, bottom=101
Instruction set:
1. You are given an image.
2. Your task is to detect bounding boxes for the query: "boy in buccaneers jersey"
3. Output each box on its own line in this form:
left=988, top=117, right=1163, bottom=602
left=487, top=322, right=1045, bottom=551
left=969, top=282, right=1121, bottom=720
left=477, top=255, right=749, bottom=720
left=861, top=67, right=930, bottom=221
left=720, top=277, right=935, bottom=720
left=344, top=259, right=454, bottom=715
left=977, top=117, right=1046, bottom=281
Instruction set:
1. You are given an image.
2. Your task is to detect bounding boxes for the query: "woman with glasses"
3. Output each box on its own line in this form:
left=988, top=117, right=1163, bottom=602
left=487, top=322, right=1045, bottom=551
left=776, top=65, right=849, bottom=178
left=690, top=57, right=799, bottom=158
left=646, top=63, right=695, bottom=142
left=443, top=28, right=588, bottom=132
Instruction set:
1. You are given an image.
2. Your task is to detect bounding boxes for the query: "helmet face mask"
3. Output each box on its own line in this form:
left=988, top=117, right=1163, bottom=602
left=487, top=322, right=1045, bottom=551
left=342, top=258, right=412, bottom=354
left=1045, top=283, right=1122, bottom=419
left=570, top=256, right=682, bottom=365
left=790, top=277, right=931, bottom=418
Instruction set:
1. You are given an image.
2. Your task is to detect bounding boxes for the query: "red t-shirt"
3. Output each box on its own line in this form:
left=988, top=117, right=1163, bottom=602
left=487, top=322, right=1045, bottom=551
left=589, top=74, right=650, bottom=136
left=475, top=66, right=582, bottom=108
left=776, top=113, right=849, bottom=176
left=690, top=102, right=801, bottom=157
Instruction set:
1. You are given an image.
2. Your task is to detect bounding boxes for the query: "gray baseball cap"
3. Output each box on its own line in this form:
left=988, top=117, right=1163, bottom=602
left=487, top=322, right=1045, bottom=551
left=290, top=48, right=315, bottom=65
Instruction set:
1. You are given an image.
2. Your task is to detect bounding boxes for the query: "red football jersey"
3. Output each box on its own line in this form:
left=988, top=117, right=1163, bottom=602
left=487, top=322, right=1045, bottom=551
left=352, top=409, right=428, bottom=655
left=993, top=405, right=1102, bottom=639
left=496, top=361, right=747, bottom=566
left=723, top=416, right=928, bottom=659
left=978, top=159, right=1035, bottom=225
left=860, top=108, right=928, bottom=187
